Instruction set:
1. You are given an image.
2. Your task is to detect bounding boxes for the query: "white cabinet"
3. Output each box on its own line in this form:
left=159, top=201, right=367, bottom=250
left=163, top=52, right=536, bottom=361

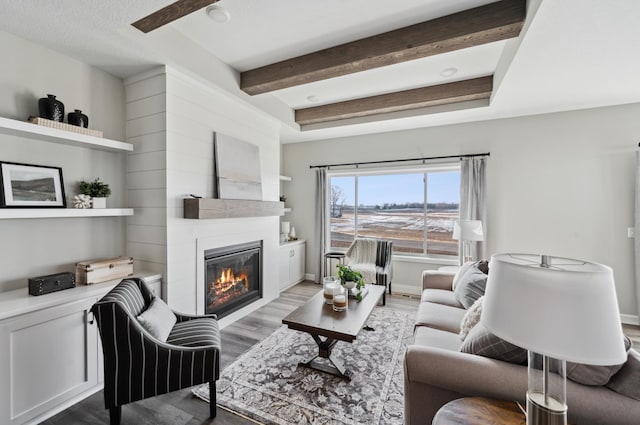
left=0, top=298, right=98, bottom=425
left=0, top=272, right=161, bottom=425
left=279, top=240, right=306, bottom=291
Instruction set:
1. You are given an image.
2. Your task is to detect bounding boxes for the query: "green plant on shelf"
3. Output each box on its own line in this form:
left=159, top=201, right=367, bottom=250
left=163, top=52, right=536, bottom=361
left=79, top=178, right=111, bottom=198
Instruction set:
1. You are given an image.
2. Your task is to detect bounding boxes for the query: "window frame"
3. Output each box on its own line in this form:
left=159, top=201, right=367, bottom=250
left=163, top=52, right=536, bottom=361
left=326, top=162, right=461, bottom=261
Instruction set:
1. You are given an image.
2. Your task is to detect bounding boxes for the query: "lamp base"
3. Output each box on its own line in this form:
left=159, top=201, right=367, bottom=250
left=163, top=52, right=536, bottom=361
left=526, top=392, right=567, bottom=425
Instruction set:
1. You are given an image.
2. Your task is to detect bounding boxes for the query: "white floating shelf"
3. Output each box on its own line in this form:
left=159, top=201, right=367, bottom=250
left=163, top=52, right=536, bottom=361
left=0, top=116, right=133, bottom=152
left=279, top=175, right=292, bottom=181
left=0, top=208, right=134, bottom=219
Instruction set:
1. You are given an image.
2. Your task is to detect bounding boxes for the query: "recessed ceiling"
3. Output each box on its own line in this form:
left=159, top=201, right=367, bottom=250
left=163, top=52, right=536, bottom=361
left=1, top=0, right=640, bottom=143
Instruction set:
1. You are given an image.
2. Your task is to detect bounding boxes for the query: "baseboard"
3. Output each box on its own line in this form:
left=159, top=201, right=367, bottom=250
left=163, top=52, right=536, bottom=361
left=305, top=273, right=316, bottom=282
left=621, top=314, right=640, bottom=326
left=390, top=283, right=421, bottom=297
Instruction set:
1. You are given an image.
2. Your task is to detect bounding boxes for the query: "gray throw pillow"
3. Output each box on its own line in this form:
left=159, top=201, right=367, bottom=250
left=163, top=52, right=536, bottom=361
left=566, top=336, right=631, bottom=386
left=606, top=348, right=640, bottom=400
left=460, top=323, right=527, bottom=364
left=453, top=264, right=488, bottom=309
left=137, top=297, right=177, bottom=342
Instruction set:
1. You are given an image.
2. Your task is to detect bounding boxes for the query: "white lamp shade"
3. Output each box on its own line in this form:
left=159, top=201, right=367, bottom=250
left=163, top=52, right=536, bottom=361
left=481, top=253, right=627, bottom=365
left=452, top=220, right=484, bottom=241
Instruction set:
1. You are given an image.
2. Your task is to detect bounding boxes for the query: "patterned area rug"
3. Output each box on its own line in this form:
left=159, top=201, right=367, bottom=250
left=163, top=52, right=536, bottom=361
left=193, top=307, right=413, bottom=425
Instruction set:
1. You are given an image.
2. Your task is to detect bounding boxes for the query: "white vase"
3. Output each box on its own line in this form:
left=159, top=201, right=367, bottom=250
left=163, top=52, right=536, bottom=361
left=92, top=197, right=106, bottom=208
left=343, top=280, right=356, bottom=290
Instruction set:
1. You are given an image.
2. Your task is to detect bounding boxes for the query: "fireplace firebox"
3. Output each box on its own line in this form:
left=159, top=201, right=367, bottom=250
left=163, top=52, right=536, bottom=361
left=205, top=241, right=262, bottom=318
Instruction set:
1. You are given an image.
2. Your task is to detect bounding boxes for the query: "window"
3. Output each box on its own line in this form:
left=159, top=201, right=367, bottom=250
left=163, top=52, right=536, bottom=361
left=329, top=165, right=460, bottom=257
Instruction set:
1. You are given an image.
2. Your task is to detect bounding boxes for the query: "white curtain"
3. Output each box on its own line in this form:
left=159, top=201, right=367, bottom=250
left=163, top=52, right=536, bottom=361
left=460, top=157, right=487, bottom=262
left=314, top=168, right=328, bottom=283
left=634, top=152, right=640, bottom=319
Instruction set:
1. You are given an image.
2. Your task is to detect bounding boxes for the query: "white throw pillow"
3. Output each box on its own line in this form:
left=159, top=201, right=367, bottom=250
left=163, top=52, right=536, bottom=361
left=137, top=298, right=177, bottom=342
left=459, top=296, right=484, bottom=340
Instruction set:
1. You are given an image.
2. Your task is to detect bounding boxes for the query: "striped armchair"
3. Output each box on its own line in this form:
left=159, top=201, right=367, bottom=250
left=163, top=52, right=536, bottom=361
left=345, top=238, right=393, bottom=305
left=92, top=278, right=220, bottom=425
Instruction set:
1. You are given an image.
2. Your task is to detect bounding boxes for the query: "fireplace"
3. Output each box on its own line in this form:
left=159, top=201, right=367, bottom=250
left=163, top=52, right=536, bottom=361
left=205, top=240, right=262, bottom=318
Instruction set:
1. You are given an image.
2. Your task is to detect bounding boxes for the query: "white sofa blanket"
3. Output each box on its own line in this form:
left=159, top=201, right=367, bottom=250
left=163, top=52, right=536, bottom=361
left=345, top=238, right=378, bottom=284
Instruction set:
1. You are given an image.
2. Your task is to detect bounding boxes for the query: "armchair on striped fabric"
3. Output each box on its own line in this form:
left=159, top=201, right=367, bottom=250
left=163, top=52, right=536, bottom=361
left=92, top=278, right=220, bottom=425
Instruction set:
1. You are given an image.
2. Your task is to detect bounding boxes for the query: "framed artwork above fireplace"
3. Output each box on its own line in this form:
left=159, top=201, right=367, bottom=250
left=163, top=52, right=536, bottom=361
left=213, top=132, right=263, bottom=201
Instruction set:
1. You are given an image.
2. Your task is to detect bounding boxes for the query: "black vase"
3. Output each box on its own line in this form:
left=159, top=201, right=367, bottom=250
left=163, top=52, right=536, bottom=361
left=38, top=94, right=65, bottom=122
left=68, top=109, right=89, bottom=128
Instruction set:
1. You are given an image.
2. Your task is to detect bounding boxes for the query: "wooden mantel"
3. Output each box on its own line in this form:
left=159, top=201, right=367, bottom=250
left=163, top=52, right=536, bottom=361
left=183, top=198, right=285, bottom=219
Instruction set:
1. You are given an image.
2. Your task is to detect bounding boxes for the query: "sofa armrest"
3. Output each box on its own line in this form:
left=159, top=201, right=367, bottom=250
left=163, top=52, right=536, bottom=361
left=404, top=345, right=640, bottom=425
left=422, top=270, right=455, bottom=291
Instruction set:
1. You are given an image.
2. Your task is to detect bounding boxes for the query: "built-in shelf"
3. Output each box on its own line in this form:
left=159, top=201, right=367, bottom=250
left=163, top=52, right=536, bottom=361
left=0, top=116, right=133, bottom=152
left=0, top=208, right=134, bottom=219
left=184, top=198, right=284, bottom=219
left=283, top=207, right=292, bottom=213
left=279, top=175, right=292, bottom=181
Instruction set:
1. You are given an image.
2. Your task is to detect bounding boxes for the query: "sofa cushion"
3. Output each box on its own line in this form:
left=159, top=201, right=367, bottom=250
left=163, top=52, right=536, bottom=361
left=566, top=336, right=631, bottom=386
left=415, top=302, right=466, bottom=333
left=421, top=289, right=463, bottom=308
left=459, top=296, right=484, bottom=341
left=606, top=348, right=640, bottom=400
left=137, top=297, right=177, bottom=342
left=460, top=323, right=527, bottom=364
left=451, top=261, right=475, bottom=290
left=414, top=326, right=462, bottom=351
left=453, top=264, right=488, bottom=309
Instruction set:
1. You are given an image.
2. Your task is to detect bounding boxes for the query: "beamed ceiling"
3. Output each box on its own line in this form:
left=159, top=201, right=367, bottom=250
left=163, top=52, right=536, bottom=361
left=1, top=0, right=640, bottom=142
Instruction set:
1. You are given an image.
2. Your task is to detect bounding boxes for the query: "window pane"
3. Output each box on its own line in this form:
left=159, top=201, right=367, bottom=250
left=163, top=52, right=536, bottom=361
left=357, top=174, right=425, bottom=254
left=426, top=171, right=460, bottom=256
left=329, top=176, right=355, bottom=249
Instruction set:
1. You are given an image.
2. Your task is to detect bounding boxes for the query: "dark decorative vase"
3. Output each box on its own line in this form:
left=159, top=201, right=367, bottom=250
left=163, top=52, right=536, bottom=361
left=68, top=109, right=89, bottom=128
left=38, top=94, right=65, bottom=122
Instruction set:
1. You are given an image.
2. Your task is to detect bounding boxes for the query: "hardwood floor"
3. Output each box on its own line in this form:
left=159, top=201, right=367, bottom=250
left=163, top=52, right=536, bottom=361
left=43, top=281, right=419, bottom=425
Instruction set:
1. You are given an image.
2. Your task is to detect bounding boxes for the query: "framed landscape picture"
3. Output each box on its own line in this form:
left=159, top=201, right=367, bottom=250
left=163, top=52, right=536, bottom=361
left=213, top=132, right=263, bottom=201
left=0, top=161, right=66, bottom=208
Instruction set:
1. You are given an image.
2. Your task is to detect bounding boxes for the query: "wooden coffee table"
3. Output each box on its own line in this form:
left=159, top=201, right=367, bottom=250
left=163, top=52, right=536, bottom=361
left=282, top=284, right=385, bottom=380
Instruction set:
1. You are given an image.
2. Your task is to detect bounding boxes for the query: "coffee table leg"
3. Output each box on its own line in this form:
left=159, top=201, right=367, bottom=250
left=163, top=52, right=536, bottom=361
left=298, top=334, right=352, bottom=380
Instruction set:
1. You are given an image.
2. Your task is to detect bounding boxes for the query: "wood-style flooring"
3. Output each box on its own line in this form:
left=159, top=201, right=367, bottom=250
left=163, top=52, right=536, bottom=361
left=43, top=282, right=419, bottom=425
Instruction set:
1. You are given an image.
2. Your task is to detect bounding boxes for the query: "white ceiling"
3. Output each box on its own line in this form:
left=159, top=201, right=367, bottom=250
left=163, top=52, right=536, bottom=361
left=1, top=0, right=639, bottom=143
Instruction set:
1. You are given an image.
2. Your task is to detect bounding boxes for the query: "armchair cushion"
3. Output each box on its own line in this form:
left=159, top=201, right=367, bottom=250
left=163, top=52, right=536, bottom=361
left=137, top=297, right=176, bottom=342
left=167, top=318, right=221, bottom=348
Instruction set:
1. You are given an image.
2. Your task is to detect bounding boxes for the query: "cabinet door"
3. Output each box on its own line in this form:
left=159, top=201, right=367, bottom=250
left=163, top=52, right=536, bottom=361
left=279, top=245, right=291, bottom=290
left=291, top=243, right=306, bottom=284
left=0, top=298, right=98, bottom=425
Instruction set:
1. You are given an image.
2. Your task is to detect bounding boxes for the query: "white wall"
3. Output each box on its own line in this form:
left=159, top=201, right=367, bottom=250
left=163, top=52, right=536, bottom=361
left=0, top=31, right=126, bottom=291
left=283, top=103, right=640, bottom=318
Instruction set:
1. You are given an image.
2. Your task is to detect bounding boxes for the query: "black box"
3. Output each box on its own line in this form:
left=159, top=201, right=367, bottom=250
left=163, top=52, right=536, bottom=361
left=28, top=272, right=75, bottom=296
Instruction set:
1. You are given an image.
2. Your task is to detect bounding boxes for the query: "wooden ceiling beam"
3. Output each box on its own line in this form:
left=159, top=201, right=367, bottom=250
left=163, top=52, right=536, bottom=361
left=294, top=76, right=493, bottom=126
left=241, top=0, right=524, bottom=95
left=132, top=0, right=220, bottom=33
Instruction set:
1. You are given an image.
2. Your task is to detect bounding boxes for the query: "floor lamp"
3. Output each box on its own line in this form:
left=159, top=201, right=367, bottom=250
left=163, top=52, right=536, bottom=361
left=453, top=220, right=484, bottom=264
left=482, top=253, right=627, bottom=425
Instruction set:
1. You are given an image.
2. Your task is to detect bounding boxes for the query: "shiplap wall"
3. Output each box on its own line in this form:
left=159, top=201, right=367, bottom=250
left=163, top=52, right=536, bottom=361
left=125, top=71, right=168, bottom=290
left=124, top=67, right=282, bottom=315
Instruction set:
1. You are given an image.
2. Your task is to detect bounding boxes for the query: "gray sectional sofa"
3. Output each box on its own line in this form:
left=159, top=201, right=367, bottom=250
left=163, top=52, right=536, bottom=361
left=403, top=268, right=640, bottom=425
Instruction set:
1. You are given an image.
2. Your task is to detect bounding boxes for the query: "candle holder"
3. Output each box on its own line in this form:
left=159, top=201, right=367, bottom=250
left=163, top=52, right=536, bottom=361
left=323, top=276, right=339, bottom=305
left=332, top=286, right=348, bottom=312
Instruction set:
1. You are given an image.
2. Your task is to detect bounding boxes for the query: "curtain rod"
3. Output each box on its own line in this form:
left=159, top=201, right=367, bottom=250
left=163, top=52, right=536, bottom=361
left=309, top=152, right=490, bottom=169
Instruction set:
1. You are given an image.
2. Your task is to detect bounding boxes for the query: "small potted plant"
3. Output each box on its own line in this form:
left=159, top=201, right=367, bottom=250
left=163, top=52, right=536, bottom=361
left=337, top=264, right=365, bottom=300
left=79, top=178, right=111, bottom=208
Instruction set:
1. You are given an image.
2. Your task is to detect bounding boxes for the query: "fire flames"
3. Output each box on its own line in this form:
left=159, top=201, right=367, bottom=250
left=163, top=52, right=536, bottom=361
left=209, top=267, right=249, bottom=307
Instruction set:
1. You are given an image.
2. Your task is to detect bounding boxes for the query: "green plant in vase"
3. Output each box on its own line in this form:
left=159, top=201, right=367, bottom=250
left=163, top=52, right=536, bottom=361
left=79, top=178, right=111, bottom=208
left=336, top=264, right=365, bottom=301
